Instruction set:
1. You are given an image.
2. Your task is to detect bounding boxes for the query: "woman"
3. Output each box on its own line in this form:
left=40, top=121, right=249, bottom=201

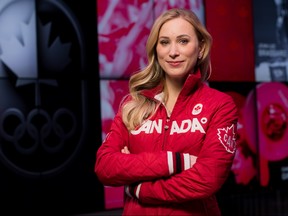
left=95, top=8, right=238, bottom=215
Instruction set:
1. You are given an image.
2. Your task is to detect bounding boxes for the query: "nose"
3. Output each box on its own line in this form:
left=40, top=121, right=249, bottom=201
left=169, top=43, right=179, bottom=59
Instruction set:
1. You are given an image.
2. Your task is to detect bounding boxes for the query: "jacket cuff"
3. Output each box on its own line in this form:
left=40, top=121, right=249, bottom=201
left=125, top=183, right=142, bottom=199
left=167, top=151, right=191, bottom=175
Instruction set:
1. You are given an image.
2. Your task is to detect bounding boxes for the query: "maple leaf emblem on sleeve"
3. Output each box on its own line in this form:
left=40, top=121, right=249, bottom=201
left=217, top=124, right=236, bottom=153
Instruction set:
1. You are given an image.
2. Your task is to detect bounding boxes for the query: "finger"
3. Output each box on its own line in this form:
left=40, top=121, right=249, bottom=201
left=190, top=155, right=197, bottom=167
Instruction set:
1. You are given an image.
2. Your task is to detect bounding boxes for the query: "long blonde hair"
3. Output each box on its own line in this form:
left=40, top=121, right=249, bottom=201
left=122, top=8, right=212, bottom=131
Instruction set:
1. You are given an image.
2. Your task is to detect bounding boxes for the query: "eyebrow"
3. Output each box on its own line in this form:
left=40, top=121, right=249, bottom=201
left=158, top=34, right=191, bottom=39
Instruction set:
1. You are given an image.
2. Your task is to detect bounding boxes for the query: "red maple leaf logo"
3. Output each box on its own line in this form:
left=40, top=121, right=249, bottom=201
left=217, top=124, right=236, bottom=153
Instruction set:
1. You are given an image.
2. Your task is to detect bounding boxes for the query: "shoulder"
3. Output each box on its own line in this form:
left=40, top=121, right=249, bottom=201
left=201, top=84, right=236, bottom=105
left=197, top=84, right=238, bottom=120
left=119, top=94, right=132, bottom=107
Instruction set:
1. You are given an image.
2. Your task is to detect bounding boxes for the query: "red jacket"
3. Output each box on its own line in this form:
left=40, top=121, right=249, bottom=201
left=95, top=71, right=238, bottom=216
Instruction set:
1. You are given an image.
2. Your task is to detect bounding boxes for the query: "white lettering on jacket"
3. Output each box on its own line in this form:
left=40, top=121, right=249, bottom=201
left=131, top=118, right=206, bottom=135
left=170, top=118, right=205, bottom=134
left=131, top=120, right=163, bottom=135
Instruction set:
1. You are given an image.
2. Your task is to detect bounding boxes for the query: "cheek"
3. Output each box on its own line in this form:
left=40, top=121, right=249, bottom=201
left=182, top=48, right=199, bottom=63
left=156, top=46, right=164, bottom=59
left=156, top=47, right=165, bottom=65
left=185, top=54, right=198, bottom=69
left=186, top=49, right=199, bottom=60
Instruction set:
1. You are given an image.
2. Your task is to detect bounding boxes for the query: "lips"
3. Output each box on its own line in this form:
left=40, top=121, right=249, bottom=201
left=167, top=61, right=183, bottom=67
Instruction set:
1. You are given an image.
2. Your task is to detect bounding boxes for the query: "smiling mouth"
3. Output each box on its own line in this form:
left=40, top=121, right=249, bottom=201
left=167, top=61, right=183, bottom=66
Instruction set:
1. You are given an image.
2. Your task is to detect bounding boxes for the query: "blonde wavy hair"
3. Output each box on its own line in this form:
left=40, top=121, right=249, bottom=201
left=122, top=8, right=212, bottom=131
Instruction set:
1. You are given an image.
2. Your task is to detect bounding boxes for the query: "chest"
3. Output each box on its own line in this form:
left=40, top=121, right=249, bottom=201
left=128, top=101, right=211, bottom=154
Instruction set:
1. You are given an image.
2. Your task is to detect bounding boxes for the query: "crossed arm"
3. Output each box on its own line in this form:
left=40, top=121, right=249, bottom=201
left=121, top=146, right=197, bottom=168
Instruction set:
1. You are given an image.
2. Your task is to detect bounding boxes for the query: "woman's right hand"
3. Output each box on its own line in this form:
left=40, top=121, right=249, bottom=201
left=121, top=146, right=130, bottom=154
left=190, top=155, right=197, bottom=168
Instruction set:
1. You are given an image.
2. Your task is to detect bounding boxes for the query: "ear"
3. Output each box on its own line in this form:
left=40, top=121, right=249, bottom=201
left=198, top=41, right=205, bottom=59
left=198, top=50, right=204, bottom=59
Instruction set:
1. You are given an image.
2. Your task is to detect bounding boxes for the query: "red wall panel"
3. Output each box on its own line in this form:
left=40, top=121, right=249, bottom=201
left=205, top=0, right=255, bottom=81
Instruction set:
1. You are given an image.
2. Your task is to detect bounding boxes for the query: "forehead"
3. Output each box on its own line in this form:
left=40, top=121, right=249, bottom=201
left=159, top=17, right=196, bottom=37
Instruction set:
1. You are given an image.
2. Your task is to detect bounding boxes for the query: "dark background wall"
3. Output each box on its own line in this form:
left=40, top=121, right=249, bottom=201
left=0, top=0, right=103, bottom=215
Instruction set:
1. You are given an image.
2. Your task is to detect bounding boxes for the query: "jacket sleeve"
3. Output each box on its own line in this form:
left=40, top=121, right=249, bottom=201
left=95, top=111, right=191, bottom=186
left=126, top=96, right=238, bottom=204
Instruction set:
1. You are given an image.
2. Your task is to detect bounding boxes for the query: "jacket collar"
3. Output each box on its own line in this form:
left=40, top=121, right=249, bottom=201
left=140, top=69, right=202, bottom=101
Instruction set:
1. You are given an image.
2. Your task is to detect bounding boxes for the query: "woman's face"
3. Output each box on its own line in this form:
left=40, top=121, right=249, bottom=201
left=156, top=17, right=201, bottom=80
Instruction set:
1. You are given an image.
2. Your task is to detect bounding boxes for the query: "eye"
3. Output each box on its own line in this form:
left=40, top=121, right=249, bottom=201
left=179, top=38, right=189, bottom=44
left=159, top=39, right=169, bottom=45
